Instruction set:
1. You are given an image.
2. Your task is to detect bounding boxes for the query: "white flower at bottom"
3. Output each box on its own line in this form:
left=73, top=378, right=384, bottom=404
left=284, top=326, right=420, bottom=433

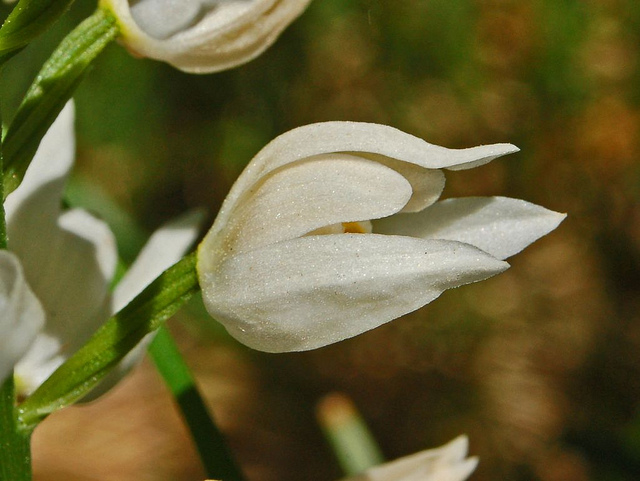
left=101, top=0, right=312, bottom=73
left=203, top=437, right=476, bottom=481
left=346, top=436, right=477, bottom=481
left=0, top=102, right=201, bottom=398
left=197, top=122, right=566, bottom=352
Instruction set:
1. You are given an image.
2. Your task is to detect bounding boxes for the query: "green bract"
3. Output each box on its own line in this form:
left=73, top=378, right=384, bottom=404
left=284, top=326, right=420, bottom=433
left=0, top=0, right=76, bottom=66
left=2, top=7, right=118, bottom=197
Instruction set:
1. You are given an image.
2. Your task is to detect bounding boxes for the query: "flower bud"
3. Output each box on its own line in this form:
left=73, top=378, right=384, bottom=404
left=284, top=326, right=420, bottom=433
left=100, top=0, right=312, bottom=73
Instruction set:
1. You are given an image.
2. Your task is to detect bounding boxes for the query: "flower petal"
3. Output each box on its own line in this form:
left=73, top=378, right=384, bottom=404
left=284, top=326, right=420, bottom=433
left=104, top=0, right=312, bottom=73
left=203, top=154, right=413, bottom=264
left=81, top=209, right=204, bottom=401
left=376, top=197, right=567, bottom=260
left=129, top=0, right=206, bottom=39
left=112, top=209, right=204, bottom=312
left=348, top=436, right=478, bottom=481
left=358, top=153, right=446, bottom=214
left=215, top=122, right=518, bottom=229
left=14, top=333, right=64, bottom=397
left=0, top=251, right=45, bottom=385
left=10, top=209, right=117, bottom=360
left=199, top=234, right=508, bottom=352
left=4, top=101, right=75, bottom=225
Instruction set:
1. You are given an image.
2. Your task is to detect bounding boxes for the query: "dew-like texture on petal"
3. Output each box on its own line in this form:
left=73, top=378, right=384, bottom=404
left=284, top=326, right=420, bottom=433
left=0, top=251, right=45, bottom=386
left=346, top=436, right=478, bottom=481
left=102, top=0, right=312, bottom=73
left=199, top=234, right=508, bottom=352
left=376, top=197, right=567, bottom=260
left=201, top=155, right=413, bottom=269
left=213, top=122, right=518, bottom=231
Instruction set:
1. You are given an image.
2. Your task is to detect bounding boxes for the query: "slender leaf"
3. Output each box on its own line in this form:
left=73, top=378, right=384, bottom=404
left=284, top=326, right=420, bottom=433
left=2, top=7, right=118, bottom=197
left=0, top=0, right=76, bottom=66
left=317, top=393, right=385, bottom=476
left=149, top=327, right=245, bottom=481
left=17, top=252, right=200, bottom=429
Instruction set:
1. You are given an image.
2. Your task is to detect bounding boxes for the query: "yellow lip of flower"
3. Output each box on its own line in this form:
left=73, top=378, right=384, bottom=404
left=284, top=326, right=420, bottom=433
left=341, top=221, right=372, bottom=234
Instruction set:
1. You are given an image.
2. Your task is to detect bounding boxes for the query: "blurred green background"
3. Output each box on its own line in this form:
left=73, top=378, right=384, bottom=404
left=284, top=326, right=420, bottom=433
left=3, top=0, right=640, bottom=480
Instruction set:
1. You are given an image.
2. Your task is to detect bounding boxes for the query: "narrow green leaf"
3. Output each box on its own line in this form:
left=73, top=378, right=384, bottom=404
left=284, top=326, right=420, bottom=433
left=2, top=7, right=118, bottom=197
left=0, top=0, right=76, bottom=66
left=17, top=252, right=200, bottom=430
left=149, top=327, right=246, bottom=481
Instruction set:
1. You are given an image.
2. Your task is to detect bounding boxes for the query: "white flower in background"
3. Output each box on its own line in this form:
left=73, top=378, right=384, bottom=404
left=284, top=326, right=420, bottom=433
left=0, top=252, right=44, bottom=385
left=0, top=102, right=201, bottom=398
left=197, top=122, right=566, bottom=352
left=100, top=0, right=312, bottom=73
left=201, top=436, right=477, bottom=481
left=346, top=436, right=477, bottom=481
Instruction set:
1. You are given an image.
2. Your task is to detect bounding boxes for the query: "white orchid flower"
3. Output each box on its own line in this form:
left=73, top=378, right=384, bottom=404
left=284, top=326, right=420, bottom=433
left=197, top=122, right=566, bottom=352
left=346, top=436, right=477, bottom=481
left=347, top=436, right=477, bottom=481
left=0, top=102, right=201, bottom=398
left=202, top=436, right=477, bottom=481
left=0, top=251, right=45, bottom=385
left=100, top=0, right=312, bottom=73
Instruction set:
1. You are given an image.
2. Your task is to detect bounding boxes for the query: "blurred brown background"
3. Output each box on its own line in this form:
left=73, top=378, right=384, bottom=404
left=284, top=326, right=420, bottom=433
left=3, top=0, right=640, bottom=480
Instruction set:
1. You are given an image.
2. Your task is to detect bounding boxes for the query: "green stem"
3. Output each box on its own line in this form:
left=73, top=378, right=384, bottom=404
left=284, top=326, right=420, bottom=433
left=0, top=105, right=6, bottom=248
left=18, top=252, right=201, bottom=430
left=149, top=327, right=245, bottom=481
left=0, top=377, right=31, bottom=481
left=316, top=393, right=385, bottom=476
left=2, top=6, right=119, bottom=197
left=0, top=79, right=30, bottom=481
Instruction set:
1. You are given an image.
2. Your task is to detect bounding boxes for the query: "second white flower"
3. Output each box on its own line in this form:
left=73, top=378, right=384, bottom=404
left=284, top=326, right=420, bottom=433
left=197, top=122, right=565, bottom=352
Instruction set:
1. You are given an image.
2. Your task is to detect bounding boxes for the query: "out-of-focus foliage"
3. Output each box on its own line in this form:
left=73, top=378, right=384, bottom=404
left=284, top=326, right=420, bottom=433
left=5, top=0, right=640, bottom=480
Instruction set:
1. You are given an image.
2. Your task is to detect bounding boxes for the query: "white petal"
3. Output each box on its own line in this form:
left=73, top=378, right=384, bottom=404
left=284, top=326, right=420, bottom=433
left=10, top=209, right=117, bottom=359
left=214, top=122, right=517, bottom=230
left=376, top=197, right=567, bottom=260
left=130, top=0, right=205, bottom=39
left=202, top=154, right=412, bottom=266
left=13, top=333, right=65, bottom=397
left=0, top=251, right=45, bottom=386
left=4, top=101, right=75, bottom=224
left=348, top=436, right=478, bottom=481
left=358, top=154, right=446, bottom=213
left=112, top=209, right=204, bottom=312
left=82, top=209, right=204, bottom=401
left=103, top=0, right=312, bottom=73
left=198, top=234, right=508, bottom=352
